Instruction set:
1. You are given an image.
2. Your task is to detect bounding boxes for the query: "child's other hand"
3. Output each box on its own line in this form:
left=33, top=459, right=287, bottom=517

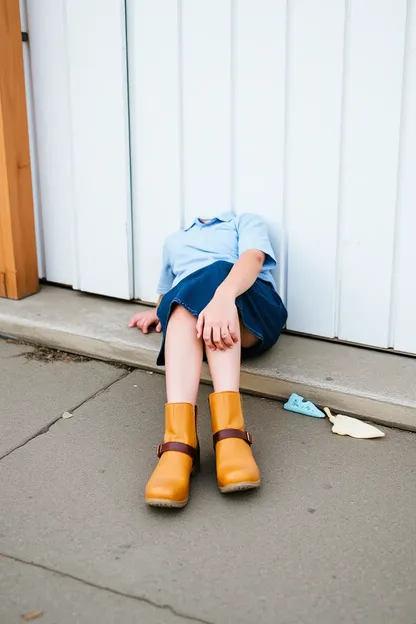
left=196, top=294, right=239, bottom=351
left=128, top=309, right=161, bottom=334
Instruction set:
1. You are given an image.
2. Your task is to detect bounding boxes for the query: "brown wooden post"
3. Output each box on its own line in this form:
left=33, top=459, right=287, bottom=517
left=0, top=0, right=38, bottom=299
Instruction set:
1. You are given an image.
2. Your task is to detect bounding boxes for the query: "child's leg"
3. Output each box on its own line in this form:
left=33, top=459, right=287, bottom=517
left=206, top=316, right=261, bottom=493
left=164, top=304, right=203, bottom=403
left=205, top=318, right=258, bottom=392
left=145, top=304, right=202, bottom=508
left=205, top=323, right=241, bottom=392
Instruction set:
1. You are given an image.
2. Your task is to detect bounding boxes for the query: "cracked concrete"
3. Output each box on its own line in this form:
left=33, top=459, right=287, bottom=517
left=0, top=370, right=131, bottom=461
left=1, top=340, right=416, bottom=623
left=0, top=339, right=126, bottom=457
left=0, top=555, right=206, bottom=624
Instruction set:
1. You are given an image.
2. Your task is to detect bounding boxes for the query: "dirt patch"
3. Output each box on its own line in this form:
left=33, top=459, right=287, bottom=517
left=22, top=346, right=91, bottom=364
left=5, top=338, right=132, bottom=370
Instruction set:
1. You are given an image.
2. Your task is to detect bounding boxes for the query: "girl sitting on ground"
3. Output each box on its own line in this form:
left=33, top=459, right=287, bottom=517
left=129, top=211, right=287, bottom=508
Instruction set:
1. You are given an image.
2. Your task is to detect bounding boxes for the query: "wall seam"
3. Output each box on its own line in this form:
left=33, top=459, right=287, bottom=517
left=177, top=0, right=185, bottom=230
left=280, top=0, right=290, bottom=306
left=230, top=0, right=236, bottom=214
left=333, top=0, right=351, bottom=339
left=387, top=0, right=411, bottom=349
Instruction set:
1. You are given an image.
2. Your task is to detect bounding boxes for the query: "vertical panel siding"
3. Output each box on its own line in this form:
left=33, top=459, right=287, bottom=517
left=337, top=0, right=407, bottom=347
left=26, top=0, right=416, bottom=353
left=285, top=0, right=346, bottom=336
left=27, top=0, right=132, bottom=298
left=391, top=0, right=416, bottom=353
left=26, top=0, right=75, bottom=286
left=65, top=0, right=132, bottom=299
left=181, top=0, right=232, bottom=223
left=128, top=0, right=182, bottom=303
left=233, top=0, right=287, bottom=295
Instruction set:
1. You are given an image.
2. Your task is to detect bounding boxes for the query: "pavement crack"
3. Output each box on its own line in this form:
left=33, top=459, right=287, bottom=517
left=0, top=553, right=214, bottom=624
left=0, top=371, right=131, bottom=462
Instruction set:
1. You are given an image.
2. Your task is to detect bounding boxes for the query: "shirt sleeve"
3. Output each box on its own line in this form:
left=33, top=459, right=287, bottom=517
left=157, top=240, right=175, bottom=295
left=237, top=213, right=277, bottom=271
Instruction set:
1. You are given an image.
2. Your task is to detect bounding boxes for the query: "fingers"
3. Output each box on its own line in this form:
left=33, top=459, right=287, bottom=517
left=202, top=323, right=236, bottom=351
left=203, top=324, right=215, bottom=350
left=221, top=326, right=234, bottom=348
left=142, top=318, right=153, bottom=334
left=129, top=312, right=146, bottom=329
left=196, top=314, right=204, bottom=339
left=203, top=325, right=234, bottom=351
left=128, top=311, right=160, bottom=334
left=213, top=327, right=226, bottom=351
left=229, top=321, right=239, bottom=344
left=128, top=313, right=141, bottom=328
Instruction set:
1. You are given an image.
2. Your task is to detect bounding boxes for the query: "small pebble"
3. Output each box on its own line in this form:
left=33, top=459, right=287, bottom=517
left=21, top=610, right=44, bottom=621
left=62, top=412, right=73, bottom=419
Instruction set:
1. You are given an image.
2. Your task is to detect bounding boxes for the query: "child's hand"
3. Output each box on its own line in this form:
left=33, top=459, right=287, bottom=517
left=128, top=309, right=161, bottom=334
left=196, top=294, right=239, bottom=351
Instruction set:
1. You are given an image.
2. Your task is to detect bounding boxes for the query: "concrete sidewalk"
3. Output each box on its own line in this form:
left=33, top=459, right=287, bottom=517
left=1, top=337, right=415, bottom=624
left=1, top=285, right=416, bottom=431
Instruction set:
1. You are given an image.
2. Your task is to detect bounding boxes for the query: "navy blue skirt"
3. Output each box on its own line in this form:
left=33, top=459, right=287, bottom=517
left=156, top=261, right=287, bottom=366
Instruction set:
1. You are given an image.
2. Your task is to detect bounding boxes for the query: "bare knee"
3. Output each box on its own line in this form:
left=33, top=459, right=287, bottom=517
left=169, top=304, right=196, bottom=324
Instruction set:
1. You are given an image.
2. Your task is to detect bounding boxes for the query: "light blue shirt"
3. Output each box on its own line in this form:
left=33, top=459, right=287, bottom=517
left=157, top=211, right=277, bottom=294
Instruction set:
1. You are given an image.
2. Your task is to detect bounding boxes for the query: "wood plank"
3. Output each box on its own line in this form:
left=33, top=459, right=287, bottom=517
left=0, top=0, right=38, bottom=299
left=19, top=0, right=45, bottom=278
left=337, top=0, right=407, bottom=347
left=285, top=0, right=345, bottom=336
left=128, top=0, right=182, bottom=303
left=233, top=0, right=287, bottom=296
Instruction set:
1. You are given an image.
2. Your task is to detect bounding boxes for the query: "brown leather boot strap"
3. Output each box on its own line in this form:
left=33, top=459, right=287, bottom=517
left=213, top=428, right=253, bottom=448
left=157, top=442, right=197, bottom=459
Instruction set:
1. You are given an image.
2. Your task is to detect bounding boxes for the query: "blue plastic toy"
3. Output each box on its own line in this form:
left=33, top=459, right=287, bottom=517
left=283, top=393, right=326, bottom=418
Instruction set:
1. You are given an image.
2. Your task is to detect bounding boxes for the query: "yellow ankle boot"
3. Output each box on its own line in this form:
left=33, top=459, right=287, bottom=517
left=209, top=391, right=260, bottom=494
left=145, top=403, right=200, bottom=508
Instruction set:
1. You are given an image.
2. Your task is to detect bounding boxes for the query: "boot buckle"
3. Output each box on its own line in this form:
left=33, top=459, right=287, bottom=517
left=156, top=441, right=198, bottom=459
left=213, top=428, right=253, bottom=447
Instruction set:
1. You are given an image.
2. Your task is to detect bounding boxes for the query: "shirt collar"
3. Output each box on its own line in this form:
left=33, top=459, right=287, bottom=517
left=184, top=211, right=235, bottom=231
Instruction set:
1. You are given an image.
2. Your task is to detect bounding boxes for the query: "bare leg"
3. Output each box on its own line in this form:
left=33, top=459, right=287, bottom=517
left=145, top=305, right=202, bottom=508
left=205, top=316, right=259, bottom=392
left=165, top=305, right=203, bottom=404
left=207, top=317, right=261, bottom=493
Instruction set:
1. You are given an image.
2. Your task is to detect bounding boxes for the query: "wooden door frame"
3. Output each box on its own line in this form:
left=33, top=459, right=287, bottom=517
left=0, top=0, right=38, bottom=299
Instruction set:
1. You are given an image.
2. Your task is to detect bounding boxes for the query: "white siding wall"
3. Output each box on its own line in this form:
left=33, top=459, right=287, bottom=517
left=24, top=0, right=133, bottom=299
left=25, top=0, right=416, bottom=353
left=337, top=0, right=407, bottom=348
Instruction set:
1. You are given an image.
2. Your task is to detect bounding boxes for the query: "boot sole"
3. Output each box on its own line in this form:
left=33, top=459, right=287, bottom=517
left=145, top=498, right=188, bottom=508
left=219, top=481, right=261, bottom=494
